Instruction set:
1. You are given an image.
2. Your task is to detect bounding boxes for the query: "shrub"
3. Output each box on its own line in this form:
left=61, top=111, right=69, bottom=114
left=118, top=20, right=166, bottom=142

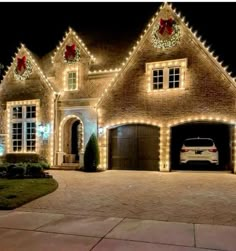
left=0, top=164, right=7, bottom=178
left=0, top=161, right=50, bottom=179
left=0, top=163, right=9, bottom=172
left=26, top=164, right=44, bottom=178
left=6, top=154, right=40, bottom=163
left=7, top=164, right=26, bottom=178
left=84, top=133, right=100, bottom=172
left=38, top=161, right=50, bottom=170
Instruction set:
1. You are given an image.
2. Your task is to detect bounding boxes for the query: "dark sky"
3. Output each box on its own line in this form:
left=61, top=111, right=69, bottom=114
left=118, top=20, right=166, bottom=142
left=0, top=2, right=236, bottom=76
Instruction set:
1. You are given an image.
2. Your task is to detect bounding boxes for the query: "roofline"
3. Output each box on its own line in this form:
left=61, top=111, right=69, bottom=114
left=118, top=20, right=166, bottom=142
left=95, top=2, right=236, bottom=108
left=1, top=44, right=56, bottom=94
left=51, top=27, right=96, bottom=64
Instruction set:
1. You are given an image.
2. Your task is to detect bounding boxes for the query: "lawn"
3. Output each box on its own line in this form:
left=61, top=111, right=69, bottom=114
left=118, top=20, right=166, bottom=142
left=0, top=178, right=58, bottom=210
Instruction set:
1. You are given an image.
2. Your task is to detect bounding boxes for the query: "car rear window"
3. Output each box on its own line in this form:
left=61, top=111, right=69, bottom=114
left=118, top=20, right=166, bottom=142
left=183, top=139, right=214, bottom=147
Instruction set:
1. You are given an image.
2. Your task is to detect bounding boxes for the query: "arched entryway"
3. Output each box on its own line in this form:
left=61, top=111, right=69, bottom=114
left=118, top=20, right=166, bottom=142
left=59, top=115, right=84, bottom=163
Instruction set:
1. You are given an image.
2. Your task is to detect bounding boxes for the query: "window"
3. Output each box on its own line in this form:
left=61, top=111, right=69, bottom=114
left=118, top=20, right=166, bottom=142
left=10, top=105, right=36, bottom=152
left=12, top=106, right=22, bottom=119
left=152, top=69, right=163, bottom=90
left=12, top=123, right=22, bottom=152
left=64, top=66, right=79, bottom=91
left=169, top=67, right=180, bottom=88
left=26, top=106, right=36, bottom=118
left=68, top=71, right=77, bottom=90
left=146, top=58, right=187, bottom=92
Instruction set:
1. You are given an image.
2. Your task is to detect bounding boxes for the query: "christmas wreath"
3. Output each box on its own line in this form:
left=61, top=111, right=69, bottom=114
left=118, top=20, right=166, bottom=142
left=152, top=18, right=180, bottom=49
left=14, top=56, right=32, bottom=81
left=64, top=44, right=80, bottom=63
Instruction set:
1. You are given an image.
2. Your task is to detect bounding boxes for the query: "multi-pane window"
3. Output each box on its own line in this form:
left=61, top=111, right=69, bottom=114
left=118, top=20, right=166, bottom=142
left=147, top=59, right=187, bottom=91
left=169, top=67, right=180, bottom=88
left=11, top=105, right=36, bottom=152
left=12, top=123, right=22, bottom=152
left=26, top=122, right=36, bottom=152
left=68, top=72, right=77, bottom=90
left=12, top=106, right=22, bottom=119
left=151, top=67, right=181, bottom=90
left=26, top=106, right=36, bottom=118
left=152, top=69, right=163, bottom=90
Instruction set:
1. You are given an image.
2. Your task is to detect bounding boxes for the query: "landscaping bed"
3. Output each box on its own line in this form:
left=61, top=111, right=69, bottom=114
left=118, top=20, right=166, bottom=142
left=0, top=160, right=58, bottom=209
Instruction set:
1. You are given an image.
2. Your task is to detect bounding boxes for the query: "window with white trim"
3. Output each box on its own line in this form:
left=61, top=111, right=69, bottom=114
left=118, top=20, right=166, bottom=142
left=11, top=105, right=36, bottom=152
left=64, top=65, right=80, bottom=91
left=67, top=71, right=77, bottom=90
left=147, top=58, right=187, bottom=92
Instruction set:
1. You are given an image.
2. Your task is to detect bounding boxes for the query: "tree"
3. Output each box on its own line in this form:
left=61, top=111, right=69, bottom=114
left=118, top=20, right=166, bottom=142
left=84, top=133, right=100, bottom=172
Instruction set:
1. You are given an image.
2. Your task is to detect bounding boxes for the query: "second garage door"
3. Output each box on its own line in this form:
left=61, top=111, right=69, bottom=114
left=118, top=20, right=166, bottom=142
left=109, top=124, right=160, bottom=171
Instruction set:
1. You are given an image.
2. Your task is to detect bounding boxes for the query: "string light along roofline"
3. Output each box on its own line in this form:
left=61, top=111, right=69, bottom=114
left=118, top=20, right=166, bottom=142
left=95, top=2, right=236, bottom=108
left=95, top=2, right=165, bottom=108
left=1, top=43, right=57, bottom=94
left=51, top=27, right=96, bottom=64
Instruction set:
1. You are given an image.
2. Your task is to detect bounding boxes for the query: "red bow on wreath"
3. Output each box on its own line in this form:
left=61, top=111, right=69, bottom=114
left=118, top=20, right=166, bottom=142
left=158, top=18, right=174, bottom=35
left=65, top=44, right=76, bottom=61
left=17, top=56, right=26, bottom=72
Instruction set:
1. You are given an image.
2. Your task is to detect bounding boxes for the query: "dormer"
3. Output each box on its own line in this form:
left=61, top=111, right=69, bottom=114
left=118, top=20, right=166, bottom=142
left=51, top=28, right=96, bottom=92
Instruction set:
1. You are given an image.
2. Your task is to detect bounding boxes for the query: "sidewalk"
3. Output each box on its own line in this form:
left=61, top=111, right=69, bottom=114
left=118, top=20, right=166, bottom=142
left=0, top=210, right=235, bottom=251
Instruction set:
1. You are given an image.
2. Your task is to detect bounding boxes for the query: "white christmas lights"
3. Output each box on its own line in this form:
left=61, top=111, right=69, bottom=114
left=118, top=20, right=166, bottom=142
left=58, top=115, right=84, bottom=153
left=51, top=27, right=96, bottom=64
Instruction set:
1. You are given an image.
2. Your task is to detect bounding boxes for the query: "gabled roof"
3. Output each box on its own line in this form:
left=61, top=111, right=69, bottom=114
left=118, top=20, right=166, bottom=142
left=1, top=44, right=56, bottom=93
left=96, top=2, right=236, bottom=108
left=51, top=27, right=96, bottom=64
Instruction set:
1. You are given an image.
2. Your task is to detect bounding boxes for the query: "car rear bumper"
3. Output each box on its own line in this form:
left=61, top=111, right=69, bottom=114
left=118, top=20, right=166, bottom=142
left=180, top=159, right=219, bottom=165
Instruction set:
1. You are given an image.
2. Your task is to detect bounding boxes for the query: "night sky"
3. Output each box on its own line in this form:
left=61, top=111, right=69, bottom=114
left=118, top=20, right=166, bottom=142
left=0, top=2, right=236, bottom=76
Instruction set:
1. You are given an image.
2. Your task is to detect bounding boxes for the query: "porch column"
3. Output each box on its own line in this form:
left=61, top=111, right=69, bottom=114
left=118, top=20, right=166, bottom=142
left=98, top=126, right=107, bottom=170
left=159, top=125, right=171, bottom=172
left=79, top=151, right=84, bottom=167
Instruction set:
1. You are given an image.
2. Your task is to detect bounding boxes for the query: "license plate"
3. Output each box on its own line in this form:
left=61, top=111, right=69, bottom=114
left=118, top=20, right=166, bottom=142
left=195, top=150, right=202, bottom=154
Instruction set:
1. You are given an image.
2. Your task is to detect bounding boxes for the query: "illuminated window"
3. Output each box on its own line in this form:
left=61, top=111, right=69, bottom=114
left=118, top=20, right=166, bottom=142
left=147, top=58, right=187, bottom=91
left=169, top=67, right=180, bottom=88
left=152, top=69, right=163, bottom=89
left=11, top=105, right=36, bottom=152
left=68, top=71, right=77, bottom=90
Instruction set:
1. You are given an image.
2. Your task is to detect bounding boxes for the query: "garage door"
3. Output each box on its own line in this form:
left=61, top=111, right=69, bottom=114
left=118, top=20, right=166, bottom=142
left=109, top=124, right=160, bottom=170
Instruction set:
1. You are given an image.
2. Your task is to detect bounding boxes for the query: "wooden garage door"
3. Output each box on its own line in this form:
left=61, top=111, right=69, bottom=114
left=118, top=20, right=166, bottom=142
left=109, top=124, right=160, bottom=171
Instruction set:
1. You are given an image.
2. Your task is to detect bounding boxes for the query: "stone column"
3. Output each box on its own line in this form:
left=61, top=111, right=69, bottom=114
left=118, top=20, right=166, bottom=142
left=79, top=151, right=84, bottom=168
left=159, top=125, right=171, bottom=172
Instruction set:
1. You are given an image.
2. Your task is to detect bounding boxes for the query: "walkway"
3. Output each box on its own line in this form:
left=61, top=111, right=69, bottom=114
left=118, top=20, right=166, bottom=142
left=1, top=210, right=236, bottom=250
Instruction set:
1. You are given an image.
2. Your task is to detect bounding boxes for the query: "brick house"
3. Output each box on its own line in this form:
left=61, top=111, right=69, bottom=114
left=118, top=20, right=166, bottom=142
left=0, top=3, right=236, bottom=173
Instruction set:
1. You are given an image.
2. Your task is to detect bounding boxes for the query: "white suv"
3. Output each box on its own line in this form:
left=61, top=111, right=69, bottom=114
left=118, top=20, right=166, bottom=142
left=180, top=137, right=219, bottom=165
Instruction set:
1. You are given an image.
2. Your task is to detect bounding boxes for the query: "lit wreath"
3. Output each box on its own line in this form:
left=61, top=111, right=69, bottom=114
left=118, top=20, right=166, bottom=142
left=151, top=18, right=180, bottom=49
left=64, top=44, right=80, bottom=64
left=14, top=56, right=32, bottom=81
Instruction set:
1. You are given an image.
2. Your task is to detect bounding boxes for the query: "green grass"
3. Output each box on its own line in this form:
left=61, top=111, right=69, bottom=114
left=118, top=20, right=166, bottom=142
left=0, top=178, right=58, bottom=210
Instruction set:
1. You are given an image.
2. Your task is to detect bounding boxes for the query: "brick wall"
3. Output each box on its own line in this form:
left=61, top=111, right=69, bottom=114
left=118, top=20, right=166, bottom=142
left=99, top=31, right=236, bottom=125
left=0, top=66, right=54, bottom=163
left=98, top=7, right=236, bottom=171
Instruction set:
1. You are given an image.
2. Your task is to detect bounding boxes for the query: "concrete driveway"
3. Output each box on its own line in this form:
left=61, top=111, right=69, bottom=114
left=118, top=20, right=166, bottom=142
left=17, top=170, right=236, bottom=226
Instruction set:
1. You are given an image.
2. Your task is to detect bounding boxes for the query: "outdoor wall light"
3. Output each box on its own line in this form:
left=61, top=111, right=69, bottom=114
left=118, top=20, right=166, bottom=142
left=38, top=123, right=50, bottom=140
left=98, top=127, right=104, bottom=136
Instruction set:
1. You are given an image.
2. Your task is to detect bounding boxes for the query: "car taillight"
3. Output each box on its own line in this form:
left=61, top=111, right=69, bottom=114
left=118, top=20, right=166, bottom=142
left=208, top=148, right=218, bottom=152
left=181, top=149, right=189, bottom=152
